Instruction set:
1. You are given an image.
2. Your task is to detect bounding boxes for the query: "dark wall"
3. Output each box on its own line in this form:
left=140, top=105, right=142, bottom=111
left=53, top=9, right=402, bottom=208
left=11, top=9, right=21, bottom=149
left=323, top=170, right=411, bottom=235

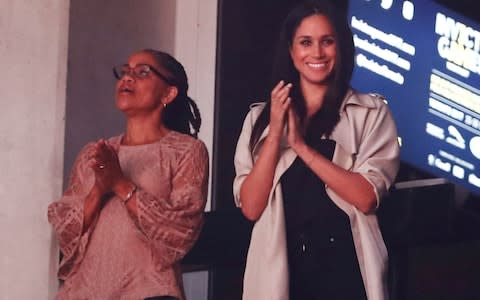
left=213, top=0, right=294, bottom=211
left=436, top=0, right=480, bottom=22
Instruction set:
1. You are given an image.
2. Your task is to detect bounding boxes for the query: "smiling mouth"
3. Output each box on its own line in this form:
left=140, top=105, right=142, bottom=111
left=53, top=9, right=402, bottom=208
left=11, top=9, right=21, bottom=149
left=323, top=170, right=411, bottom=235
left=307, top=62, right=328, bottom=69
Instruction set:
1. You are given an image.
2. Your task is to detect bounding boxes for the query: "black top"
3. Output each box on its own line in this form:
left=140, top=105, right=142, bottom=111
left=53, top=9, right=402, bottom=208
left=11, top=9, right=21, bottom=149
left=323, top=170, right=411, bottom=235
left=281, top=139, right=367, bottom=300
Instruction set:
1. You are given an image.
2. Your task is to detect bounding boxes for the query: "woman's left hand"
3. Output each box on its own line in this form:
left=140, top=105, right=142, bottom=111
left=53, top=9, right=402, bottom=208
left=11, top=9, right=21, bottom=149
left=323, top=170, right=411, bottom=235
left=287, top=106, right=305, bottom=150
left=89, top=139, right=124, bottom=194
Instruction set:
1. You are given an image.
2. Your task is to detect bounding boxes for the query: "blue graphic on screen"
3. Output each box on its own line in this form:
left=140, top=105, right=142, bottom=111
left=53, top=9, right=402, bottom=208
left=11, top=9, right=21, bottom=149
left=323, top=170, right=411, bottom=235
left=348, top=0, right=480, bottom=194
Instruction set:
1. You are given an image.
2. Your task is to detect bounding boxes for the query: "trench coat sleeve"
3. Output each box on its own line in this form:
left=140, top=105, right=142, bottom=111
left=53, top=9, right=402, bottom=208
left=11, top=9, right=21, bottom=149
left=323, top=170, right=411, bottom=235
left=233, top=104, right=265, bottom=207
left=354, top=98, right=400, bottom=207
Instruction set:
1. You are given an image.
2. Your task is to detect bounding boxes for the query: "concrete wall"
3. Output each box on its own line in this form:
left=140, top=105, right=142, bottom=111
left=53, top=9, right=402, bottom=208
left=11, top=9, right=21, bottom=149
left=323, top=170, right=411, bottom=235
left=64, top=0, right=178, bottom=180
left=0, top=1, right=70, bottom=299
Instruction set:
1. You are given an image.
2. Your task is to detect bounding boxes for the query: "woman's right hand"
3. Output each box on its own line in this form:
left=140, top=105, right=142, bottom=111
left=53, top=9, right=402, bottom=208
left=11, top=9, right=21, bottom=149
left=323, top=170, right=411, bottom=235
left=268, top=80, right=292, bottom=140
left=81, top=139, right=123, bottom=231
left=237, top=81, right=292, bottom=221
left=87, top=139, right=123, bottom=196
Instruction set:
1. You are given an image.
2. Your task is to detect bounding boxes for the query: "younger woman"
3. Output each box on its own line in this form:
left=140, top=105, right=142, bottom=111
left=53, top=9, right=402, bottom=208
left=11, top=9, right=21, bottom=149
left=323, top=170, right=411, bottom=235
left=233, top=1, right=400, bottom=299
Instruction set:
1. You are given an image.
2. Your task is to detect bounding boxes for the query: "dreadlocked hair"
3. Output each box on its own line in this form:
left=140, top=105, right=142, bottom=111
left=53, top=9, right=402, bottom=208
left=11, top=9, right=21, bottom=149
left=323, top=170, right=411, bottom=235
left=143, top=49, right=202, bottom=138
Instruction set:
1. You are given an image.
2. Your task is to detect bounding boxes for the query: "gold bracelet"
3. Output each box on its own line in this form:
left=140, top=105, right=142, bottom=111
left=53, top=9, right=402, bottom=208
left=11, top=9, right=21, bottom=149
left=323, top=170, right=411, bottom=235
left=122, top=183, right=137, bottom=204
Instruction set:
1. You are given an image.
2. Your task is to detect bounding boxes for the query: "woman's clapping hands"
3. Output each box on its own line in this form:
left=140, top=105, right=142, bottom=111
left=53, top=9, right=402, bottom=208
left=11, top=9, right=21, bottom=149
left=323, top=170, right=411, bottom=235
left=87, top=139, right=124, bottom=195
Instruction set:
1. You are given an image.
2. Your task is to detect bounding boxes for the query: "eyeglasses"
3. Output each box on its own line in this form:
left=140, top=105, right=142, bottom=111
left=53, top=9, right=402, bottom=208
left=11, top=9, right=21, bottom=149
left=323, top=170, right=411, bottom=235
left=112, top=64, right=174, bottom=84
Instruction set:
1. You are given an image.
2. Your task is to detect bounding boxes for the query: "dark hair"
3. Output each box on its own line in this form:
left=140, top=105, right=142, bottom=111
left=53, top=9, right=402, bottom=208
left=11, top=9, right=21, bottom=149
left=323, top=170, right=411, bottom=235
left=249, top=0, right=354, bottom=150
left=142, top=49, right=202, bottom=138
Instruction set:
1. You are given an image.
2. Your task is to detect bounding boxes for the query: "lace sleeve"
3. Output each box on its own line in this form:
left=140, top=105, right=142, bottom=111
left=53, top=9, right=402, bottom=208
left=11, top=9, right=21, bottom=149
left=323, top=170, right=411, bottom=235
left=47, top=143, right=95, bottom=278
left=135, top=140, right=209, bottom=270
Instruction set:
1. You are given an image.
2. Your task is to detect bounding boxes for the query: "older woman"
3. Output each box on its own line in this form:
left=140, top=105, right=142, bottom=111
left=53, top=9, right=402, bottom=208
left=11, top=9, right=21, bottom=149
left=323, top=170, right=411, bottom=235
left=48, top=49, right=209, bottom=300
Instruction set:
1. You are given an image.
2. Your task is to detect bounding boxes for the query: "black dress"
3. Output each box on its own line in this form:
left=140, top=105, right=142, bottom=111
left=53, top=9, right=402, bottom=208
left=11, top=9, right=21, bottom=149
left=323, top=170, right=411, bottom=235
left=281, top=139, right=367, bottom=300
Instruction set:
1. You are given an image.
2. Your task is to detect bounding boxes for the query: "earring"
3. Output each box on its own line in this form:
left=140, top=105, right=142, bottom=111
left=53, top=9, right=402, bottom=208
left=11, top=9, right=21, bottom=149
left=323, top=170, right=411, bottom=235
left=163, top=103, right=167, bottom=108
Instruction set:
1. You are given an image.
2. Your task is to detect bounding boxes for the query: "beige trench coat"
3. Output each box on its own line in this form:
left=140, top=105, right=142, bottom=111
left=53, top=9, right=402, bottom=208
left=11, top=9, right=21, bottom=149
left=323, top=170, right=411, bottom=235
left=233, top=90, right=400, bottom=300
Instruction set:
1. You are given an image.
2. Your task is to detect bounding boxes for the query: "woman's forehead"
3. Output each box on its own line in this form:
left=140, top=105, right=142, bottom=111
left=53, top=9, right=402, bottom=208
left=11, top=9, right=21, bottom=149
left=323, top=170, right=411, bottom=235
left=127, top=51, right=159, bottom=67
left=295, top=14, right=334, bottom=37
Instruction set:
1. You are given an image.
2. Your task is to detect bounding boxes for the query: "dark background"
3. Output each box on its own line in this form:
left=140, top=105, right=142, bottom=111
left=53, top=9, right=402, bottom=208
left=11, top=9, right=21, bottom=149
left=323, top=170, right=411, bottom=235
left=186, top=1, right=480, bottom=299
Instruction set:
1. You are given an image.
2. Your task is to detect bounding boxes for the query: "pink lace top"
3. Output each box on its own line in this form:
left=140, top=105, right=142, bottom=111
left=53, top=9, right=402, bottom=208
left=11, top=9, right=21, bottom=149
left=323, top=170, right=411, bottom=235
left=48, top=131, right=209, bottom=300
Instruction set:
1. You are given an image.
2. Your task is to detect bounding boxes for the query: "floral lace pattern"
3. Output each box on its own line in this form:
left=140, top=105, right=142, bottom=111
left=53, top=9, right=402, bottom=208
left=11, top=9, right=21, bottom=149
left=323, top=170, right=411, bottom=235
left=48, top=131, right=209, bottom=300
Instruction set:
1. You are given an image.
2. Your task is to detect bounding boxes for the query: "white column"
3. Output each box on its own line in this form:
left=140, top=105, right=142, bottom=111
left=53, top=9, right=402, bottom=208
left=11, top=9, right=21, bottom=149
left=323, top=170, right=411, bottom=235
left=174, top=2, right=218, bottom=299
left=0, top=1, right=70, bottom=299
left=174, top=0, right=218, bottom=212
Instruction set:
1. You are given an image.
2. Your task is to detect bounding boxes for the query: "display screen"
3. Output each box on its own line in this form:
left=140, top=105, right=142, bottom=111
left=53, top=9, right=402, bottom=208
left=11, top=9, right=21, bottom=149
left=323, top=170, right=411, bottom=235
left=348, top=0, right=480, bottom=194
